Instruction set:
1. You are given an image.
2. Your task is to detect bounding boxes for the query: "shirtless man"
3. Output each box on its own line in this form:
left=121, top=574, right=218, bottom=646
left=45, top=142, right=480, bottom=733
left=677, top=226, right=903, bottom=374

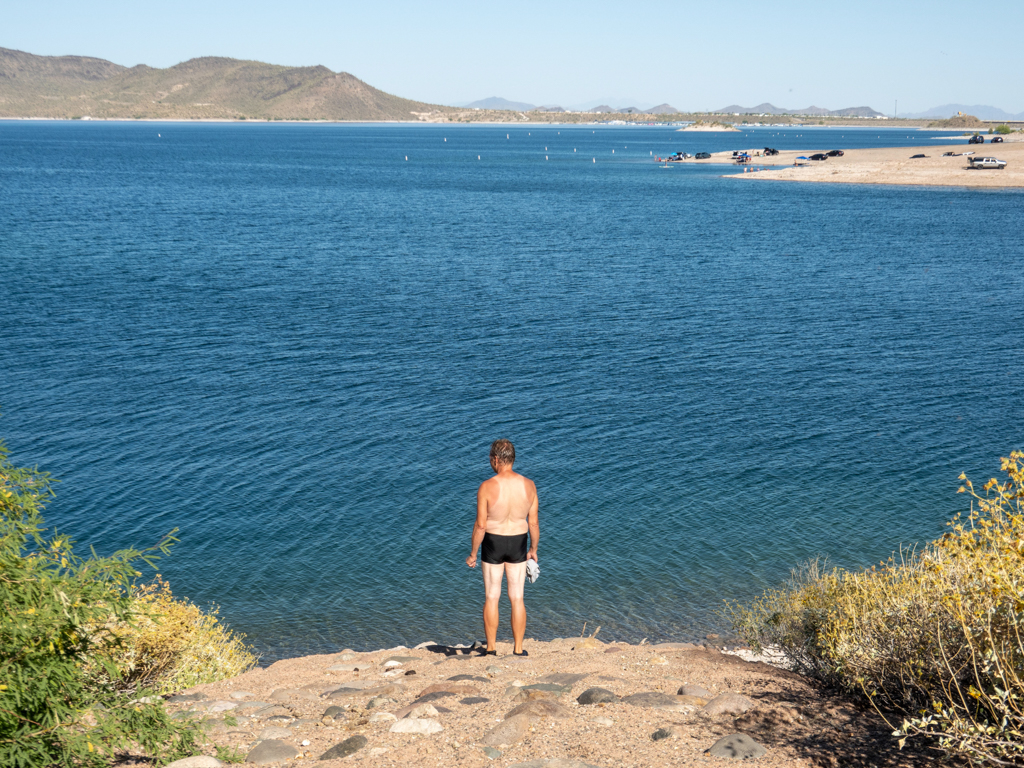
left=465, top=439, right=539, bottom=656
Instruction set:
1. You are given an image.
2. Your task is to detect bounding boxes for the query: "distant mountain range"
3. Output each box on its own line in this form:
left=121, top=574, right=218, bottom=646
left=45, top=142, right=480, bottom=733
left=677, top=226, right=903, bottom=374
left=716, top=103, right=885, bottom=117
left=0, top=47, right=454, bottom=121
left=900, top=104, right=1024, bottom=121
left=463, top=96, right=536, bottom=111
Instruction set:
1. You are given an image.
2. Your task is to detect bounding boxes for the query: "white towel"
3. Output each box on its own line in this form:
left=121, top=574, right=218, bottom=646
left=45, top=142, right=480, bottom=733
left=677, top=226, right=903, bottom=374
left=525, top=559, right=540, bottom=584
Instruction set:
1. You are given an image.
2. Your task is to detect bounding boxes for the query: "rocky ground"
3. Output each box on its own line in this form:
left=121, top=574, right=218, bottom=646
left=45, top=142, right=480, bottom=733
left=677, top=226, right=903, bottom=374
left=156, top=637, right=934, bottom=768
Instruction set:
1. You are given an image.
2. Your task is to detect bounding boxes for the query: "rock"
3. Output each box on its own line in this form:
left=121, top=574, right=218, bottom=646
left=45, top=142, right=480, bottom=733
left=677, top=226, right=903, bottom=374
left=327, top=680, right=377, bottom=691
left=414, top=641, right=437, bottom=649
left=448, top=674, right=490, bottom=683
left=229, top=690, right=255, bottom=700
left=171, top=710, right=197, bottom=720
left=486, top=665, right=502, bottom=675
left=702, top=692, right=756, bottom=716
left=328, top=683, right=402, bottom=700
left=287, top=718, right=320, bottom=728
left=384, top=655, right=419, bottom=664
left=591, top=716, right=614, bottom=726
left=367, top=696, right=397, bottom=709
left=460, top=697, right=490, bottom=705
left=411, top=691, right=455, bottom=704
left=390, top=718, right=443, bottom=735
left=622, top=691, right=678, bottom=708
left=320, top=735, right=368, bottom=759
left=266, top=715, right=294, bottom=724
left=506, top=700, right=571, bottom=719
left=335, top=652, right=359, bottom=661
left=480, top=714, right=532, bottom=746
left=234, top=701, right=273, bottom=712
left=707, top=733, right=767, bottom=759
left=251, top=705, right=294, bottom=719
left=405, top=670, right=417, bottom=676
left=571, top=637, right=604, bottom=651
left=246, top=739, right=298, bottom=764
left=301, top=740, right=310, bottom=746
left=522, top=683, right=569, bottom=695
left=482, top=746, right=502, bottom=760
left=270, top=688, right=318, bottom=702
left=649, top=655, right=669, bottom=665
left=505, top=685, right=523, bottom=697
left=406, top=703, right=439, bottom=719
left=166, top=692, right=207, bottom=704
left=508, top=761, right=603, bottom=768
left=676, top=695, right=708, bottom=707
left=418, top=683, right=478, bottom=697
left=164, top=758, right=223, bottom=768
left=653, top=642, right=700, bottom=651
left=258, top=726, right=293, bottom=740
left=604, top=646, right=624, bottom=653
left=205, top=700, right=238, bottom=713
left=577, top=687, right=618, bottom=705
left=538, top=672, right=589, bottom=687
left=678, top=684, right=714, bottom=698
left=323, top=705, right=347, bottom=719
left=652, top=726, right=683, bottom=741
left=656, top=703, right=697, bottom=713
left=327, top=662, right=374, bottom=672
left=368, top=711, right=397, bottom=723
left=512, top=688, right=559, bottom=704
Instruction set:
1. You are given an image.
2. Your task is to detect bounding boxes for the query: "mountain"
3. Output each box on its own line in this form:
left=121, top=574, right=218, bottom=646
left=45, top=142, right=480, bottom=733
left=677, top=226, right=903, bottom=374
left=646, top=103, right=680, bottom=114
left=464, top=96, right=535, bottom=111
left=902, top=104, right=1024, bottom=121
left=0, top=47, right=454, bottom=121
left=532, top=105, right=565, bottom=113
left=716, top=103, right=885, bottom=117
left=587, top=105, right=615, bottom=113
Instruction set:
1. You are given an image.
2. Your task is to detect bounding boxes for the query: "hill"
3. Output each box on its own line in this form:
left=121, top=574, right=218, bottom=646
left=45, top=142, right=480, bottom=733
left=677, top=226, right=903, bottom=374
left=716, top=103, right=885, bottom=117
left=0, top=48, right=455, bottom=121
left=464, top=96, right=535, bottom=111
left=904, top=103, right=1024, bottom=121
left=926, top=114, right=986, bottom=129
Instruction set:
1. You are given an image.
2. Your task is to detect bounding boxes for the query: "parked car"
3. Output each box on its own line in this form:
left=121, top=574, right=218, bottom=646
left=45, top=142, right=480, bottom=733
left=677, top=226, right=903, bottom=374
left=910, top=154, right=927, bottom=158
left=826, top=149, right=845, bottom=157
left=809, top=153, right=828, bottom=161
left=992, top=136, right=1004, bottom=143
left=968, top=134, right=985, bottom=144
left=763, top=147, right=780, bottom=156
left=969, top=156, right=1007, bottom=169
left=695, top=152, right=712, bottom=159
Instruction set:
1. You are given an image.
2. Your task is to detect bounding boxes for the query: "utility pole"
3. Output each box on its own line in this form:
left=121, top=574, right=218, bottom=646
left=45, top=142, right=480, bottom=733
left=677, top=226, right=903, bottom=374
left=895, top=100, right=898, bottom=119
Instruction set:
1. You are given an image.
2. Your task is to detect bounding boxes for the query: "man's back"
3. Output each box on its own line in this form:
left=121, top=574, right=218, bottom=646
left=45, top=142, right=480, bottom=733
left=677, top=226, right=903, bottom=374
left=480, top=470, right=536, bottom=536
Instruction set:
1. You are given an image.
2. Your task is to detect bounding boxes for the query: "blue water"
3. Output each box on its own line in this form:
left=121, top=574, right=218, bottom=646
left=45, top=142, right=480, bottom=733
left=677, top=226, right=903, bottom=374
left=1, top=121, right=1021, bottom=661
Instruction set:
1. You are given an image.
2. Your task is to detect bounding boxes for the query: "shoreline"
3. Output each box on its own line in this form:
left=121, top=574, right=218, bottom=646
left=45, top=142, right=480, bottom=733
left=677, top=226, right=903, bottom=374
left=660, top=140, right=1024, bottom=188
left=156, top=636, right=924, bottom=767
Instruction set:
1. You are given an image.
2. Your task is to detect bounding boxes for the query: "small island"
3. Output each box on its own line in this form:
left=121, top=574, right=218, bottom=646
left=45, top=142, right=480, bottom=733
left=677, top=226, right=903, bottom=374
left=677, top=120, right=739, bottom=132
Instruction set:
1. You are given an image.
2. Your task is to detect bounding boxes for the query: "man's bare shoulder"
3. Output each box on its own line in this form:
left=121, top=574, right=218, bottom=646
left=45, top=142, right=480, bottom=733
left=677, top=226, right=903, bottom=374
left=515, top=473, right=538, bottom=496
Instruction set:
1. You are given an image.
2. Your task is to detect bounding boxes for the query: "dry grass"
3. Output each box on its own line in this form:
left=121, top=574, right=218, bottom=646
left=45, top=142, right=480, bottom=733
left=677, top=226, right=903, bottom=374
left=726, top=452, right=1024, bottom=765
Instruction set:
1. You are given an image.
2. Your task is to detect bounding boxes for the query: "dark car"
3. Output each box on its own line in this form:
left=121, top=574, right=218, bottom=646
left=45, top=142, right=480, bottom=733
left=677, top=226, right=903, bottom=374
left=695, top=152, right=712, bottom=159
left=809, top=153, right=828, bottom=161
left=763, top=147, right=779, bottom=156
left=992, top=136, right=1004, bottom=143
left=826, top=149, right=845, bottom=157
left=910, top=154, right=927, bottom=159
left=968, top=134, right=985, bottom=144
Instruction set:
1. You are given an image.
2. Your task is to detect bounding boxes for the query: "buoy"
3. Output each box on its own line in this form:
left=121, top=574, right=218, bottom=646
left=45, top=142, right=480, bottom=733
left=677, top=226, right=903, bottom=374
left=574, top=148, right=576, bottom=152
left=444, top=138, right=446, bottom=142
left=158, top=133, right=161, bottom=137
left=650, top=151, right=652, bottom=155
left=478, top=155, right=481, bottom=160
left=507, top=134, right=509, bottom=139
left=405, top=156, right=408, bottom=160
left=546, top=155, right=548, bottom=160
left=593, top=158, right=596, bottom=163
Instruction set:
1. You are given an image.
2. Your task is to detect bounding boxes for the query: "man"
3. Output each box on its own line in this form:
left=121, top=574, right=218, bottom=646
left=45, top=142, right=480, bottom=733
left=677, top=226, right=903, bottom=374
left=466, top=439, right=539, bottom=656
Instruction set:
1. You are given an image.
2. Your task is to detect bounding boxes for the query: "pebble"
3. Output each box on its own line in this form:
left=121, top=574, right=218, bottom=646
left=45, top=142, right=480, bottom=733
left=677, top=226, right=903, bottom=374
left=460, top=696, right=490, bottom=705
left=163, top=758, right=223, bottom=768
left=166, top=692, right=207, bottom=704
left=322, top=705, right=348, bottom=719
left=367, top=696, right=397, bottom=709
left=320, top=735, right=368, bottom=759
left=538, top=673, right=588, bottom=686
left=486, top=665, right=502, bottom=675
left=702, top=692, right=756, bottom=716
left=448, top=674, right=490, bottom=683
left=258, top=726, right=292, bottom=740
left=301, top=739, right=310, bottom=746
left=246, top=739, right=298, bottom=765
left=506, top=699, right=571, bottom=719
left=678, top=684, right=714, bottom=698
left=649, top=655, right=669, bottom=665
left=572, top=637, right=604, bottom=651
left=205, top=700, right=238, bottom=713
left=577, top=687, right=618, bottom=705
left=384, top=660, right=403, bottom=667
left=591, top=716, right=614, bottom=726
left=229, top=690, right=255, bottom=700
left=707, top=733, right=767, bottom=759
left=368, top=747, right=389, bottom=756
left=368, top=711, right=397, bottom=723
left=407, top=703, right=439, bottom=719
left=390, top=717, right=443, bottom=735
left=652, top=725, right=685, bottom=741
left=335, top=652, right=359, bottom=661
left=482, top=746, right=502, bottom=760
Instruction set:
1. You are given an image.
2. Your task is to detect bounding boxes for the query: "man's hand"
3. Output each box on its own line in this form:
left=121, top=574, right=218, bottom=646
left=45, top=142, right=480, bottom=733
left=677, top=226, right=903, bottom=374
left=528, top=550, right=538, bottom=562
left=466, top=553, right=477, bottom=568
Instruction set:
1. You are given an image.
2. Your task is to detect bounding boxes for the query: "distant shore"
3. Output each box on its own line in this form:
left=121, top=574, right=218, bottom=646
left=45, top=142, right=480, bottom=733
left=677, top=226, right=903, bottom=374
left=663, top=139, right=1024, bottom=188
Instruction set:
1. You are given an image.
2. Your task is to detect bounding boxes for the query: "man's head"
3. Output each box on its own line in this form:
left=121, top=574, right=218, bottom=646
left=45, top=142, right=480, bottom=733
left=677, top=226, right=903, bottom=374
left=489, top=439, right=515, bottom=469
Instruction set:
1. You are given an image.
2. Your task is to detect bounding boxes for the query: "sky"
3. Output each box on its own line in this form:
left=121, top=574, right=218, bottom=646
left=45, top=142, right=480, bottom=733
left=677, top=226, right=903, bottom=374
left=4, top=0, right=1023, bottom=115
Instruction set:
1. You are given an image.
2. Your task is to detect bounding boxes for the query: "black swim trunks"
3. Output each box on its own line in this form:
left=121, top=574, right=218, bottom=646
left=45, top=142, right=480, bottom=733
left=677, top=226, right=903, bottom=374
left=481, top=532, right=528, bottom=564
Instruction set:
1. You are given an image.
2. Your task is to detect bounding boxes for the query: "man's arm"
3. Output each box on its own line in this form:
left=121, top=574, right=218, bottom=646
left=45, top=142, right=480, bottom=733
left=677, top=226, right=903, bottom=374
left=527, top=485, right=539, bottom=562
left=466, top=482, right=489, bottom=568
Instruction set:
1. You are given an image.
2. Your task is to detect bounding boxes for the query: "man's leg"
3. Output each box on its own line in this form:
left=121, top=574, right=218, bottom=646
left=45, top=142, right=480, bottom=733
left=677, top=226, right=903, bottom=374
left=505, top=561, right=527, bottom=654
left=482, top=562, right=504, bottom=652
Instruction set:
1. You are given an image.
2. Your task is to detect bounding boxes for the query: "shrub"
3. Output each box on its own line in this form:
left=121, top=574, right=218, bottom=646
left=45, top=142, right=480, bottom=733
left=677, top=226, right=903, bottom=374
left=0, top=437, right=202, bottom=767
left=994, top=124, right=1013, bottom=135
left=725, top=452, right=1024, bottom=765
left=97, top=576, right=257, bottom=695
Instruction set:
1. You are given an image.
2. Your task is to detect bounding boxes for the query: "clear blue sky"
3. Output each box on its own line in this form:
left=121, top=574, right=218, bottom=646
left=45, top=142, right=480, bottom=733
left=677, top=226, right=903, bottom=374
left=5, top=0, right=1022, bottom=114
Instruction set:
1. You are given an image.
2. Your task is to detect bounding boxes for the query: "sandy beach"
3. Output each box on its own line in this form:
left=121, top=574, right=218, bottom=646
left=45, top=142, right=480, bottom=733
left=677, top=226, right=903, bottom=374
left=155, top=637, right=927, bottom=768
left=667, top=139, right=1024, bottom=188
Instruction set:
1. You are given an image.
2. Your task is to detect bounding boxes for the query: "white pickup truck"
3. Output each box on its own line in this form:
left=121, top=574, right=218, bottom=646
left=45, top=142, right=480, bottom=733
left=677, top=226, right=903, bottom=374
left=969, top=157, right=1008, bottom=169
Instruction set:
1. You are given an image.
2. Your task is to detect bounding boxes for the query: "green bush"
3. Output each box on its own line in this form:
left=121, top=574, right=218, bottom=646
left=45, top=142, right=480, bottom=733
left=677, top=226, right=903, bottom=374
left=0, top=437, right=203, bottom=767
left=725, top=452, right=1024, bottom=765
left=994, top=124, right=1013, bottom=135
